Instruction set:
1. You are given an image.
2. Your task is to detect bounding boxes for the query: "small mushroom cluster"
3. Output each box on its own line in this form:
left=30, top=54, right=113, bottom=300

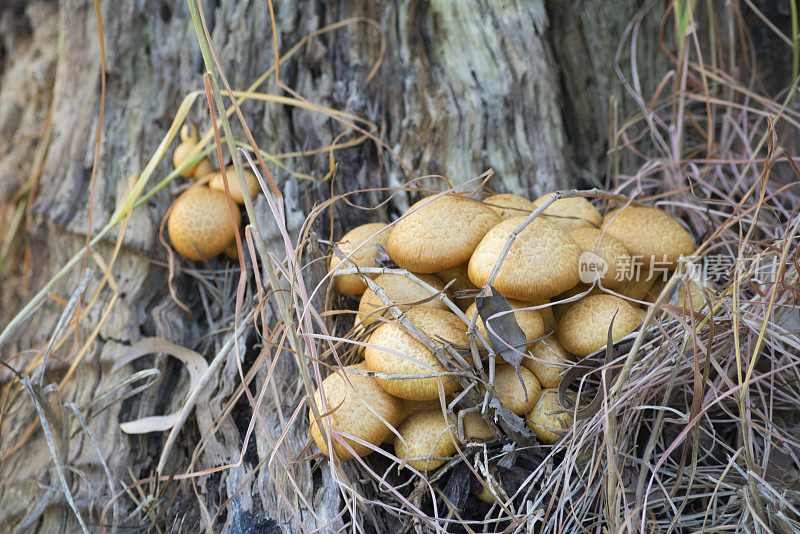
left=312, top=191, right=698, bottom=472
left=166, top=124, right=260, bottom=261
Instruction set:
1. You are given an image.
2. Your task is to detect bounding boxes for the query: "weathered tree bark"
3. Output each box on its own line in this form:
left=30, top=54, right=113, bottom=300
left=0, top=0, right=674, bottom=531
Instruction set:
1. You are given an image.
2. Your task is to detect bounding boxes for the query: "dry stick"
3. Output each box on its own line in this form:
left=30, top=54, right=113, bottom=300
left=329, top=264, right=496, bottom=371
left=329, top=248, right=515, bottom=436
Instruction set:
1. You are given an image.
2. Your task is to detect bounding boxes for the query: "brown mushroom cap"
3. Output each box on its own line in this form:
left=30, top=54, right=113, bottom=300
left=394, top=409, right=457, bottom=471
left=468, top=216, right=582, bottom=301
left=387, top=195, right=501, bottom=273
left=677, top=279, right=707, bottom=311
left=556, top=294, right=640, bottom=357
left=523, top=337, right=575, bottom=388
left=168, top=186, right=242, bottom=261
left=364, top=308, right=468, bottom=400
left=569, top=227, right=632, bottom=289
left=461, top=411, right=494, bottom=441
left=209, top=166, right=260, bottom=205
left=525, top=388, right=573, bottom=444
left=553, top=284, right=604, bottom=321
left=601, top=206, right=694, bottom=268
left=309, top=363, right=403, bottom=460
left=534, top=299, right=557, bottom=333
left=435, top=263, right=478, bottom=310
left=192, top=157, right=213, bottom=180
left=357, top=273, right=447, bottom=326
left=488, top=365, right=542, bottom=415
left=617, top=271, right=660, bottom=301
left=328, top=223, right=391, bottom=296
left=484, top=193, right=537, bottom=220
left=533, top=195, right=602, bottom=232
left=465, top=299, right=545, bottom=350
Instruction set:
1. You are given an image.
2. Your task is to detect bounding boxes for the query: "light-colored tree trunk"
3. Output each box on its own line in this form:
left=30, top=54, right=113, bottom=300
left=0, top=0, right=669, bottom=530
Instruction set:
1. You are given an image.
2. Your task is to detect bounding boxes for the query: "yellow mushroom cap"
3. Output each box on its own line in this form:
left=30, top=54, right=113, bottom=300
left=223, top=240, right=240, bottom=260
left=488, top=365, right=542, bottom=415
left=617, top=270, right=660, bottom=301
left=364, top=308, right=467, bottom=400
left=309, top=363, right=403, bottom=460
left=525, top=388, right=573, bottom=444
left=468, top=216, right=582, bottom=301
left=192, top=157, right=213, bottom=180
left=394, top=409, right=457, bottom=471
left=209, top=165, right=260, bottom=205
left=328, top=223, right=391, bottom=296
left=461, top=411, right=494, bottom=441
left=172, top=124, right=200, bottom=178
left=483, top=193, right=537, bottom=220
left=601, top=206, right=694, bottom=268
left=387, top=195, right=501, bottom=273
left=556, top=294, right=640, bottom=357
left=553, top=284, right=604, bottom=321
left=357, top=273, right=447, bottom=326
left=465, top=299, right=544, bottom=351
left=677, top=279, right=707, bottom=311
left=167, top=186, right=242, bottom=261
left=533, top=195, right=602, bottom=232
left=401, top=398, right=446, bottom=418
left=533, top=299, right=557, bottom=333
left=523, top=337, right=575, bottom=388
left=569, top=227, right=632, bottom=289
left=435, top=263, right=478, bottom=311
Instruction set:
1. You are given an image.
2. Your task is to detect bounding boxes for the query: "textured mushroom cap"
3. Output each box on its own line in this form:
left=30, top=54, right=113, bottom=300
left=387, top=195, right=501, bottom=273
left=223, top=240, right=240, bottom=260
left=394, top=409, right=457, bottom=471
left=523, top=338, right=575, bottom=388
left=569, top=228, right=632, bottom=288
left=364, top=308, right=468, bottom=400
left=488, top=365, right=542, bottom=415
left=309, top=363, right=403, bottom=460
left=617, top=271, right=660, bottom=301
left=468, top=216, right=582, bottom=301
left=435, top=263, right=478, bottom=293
left=525, top=388, right=573, bottom=444
left=357, top=273, right=447, bottom=326
left=533, top=299, right=557, bottom=333
left=401, top=399, right=445, bottom=418
left=465, top=299, right=545, bottom=350
left=644, top=276, right=670, bottom=303
left=601, top=206, right=694, bottom=268
left=533, top=195, right=602, bottom=232
left=209, top=166, right=260, bottom=205
left=168, top=186, right=242, bottom=261
left=192, top=157, right=213, bottom=180
left=678, top=279, right=707, bottom=311
left=484, top=193, right=537, bottom=220
left=328, top=223, right=391, bottom=296
left=173, top=142, right=200, bottom=178
left=557, top=294, right=640, bottom=357
left=461, top=411, right=494, bottom=441
left=435, top=263, right=478, bottom=311
left=553, top=284, right=604, bottom=321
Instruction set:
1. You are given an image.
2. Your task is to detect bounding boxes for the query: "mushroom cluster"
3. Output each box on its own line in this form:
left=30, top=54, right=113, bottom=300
left=312, top=192, right=697, bottom=471
left=166, top=124, right=259, bottom=261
